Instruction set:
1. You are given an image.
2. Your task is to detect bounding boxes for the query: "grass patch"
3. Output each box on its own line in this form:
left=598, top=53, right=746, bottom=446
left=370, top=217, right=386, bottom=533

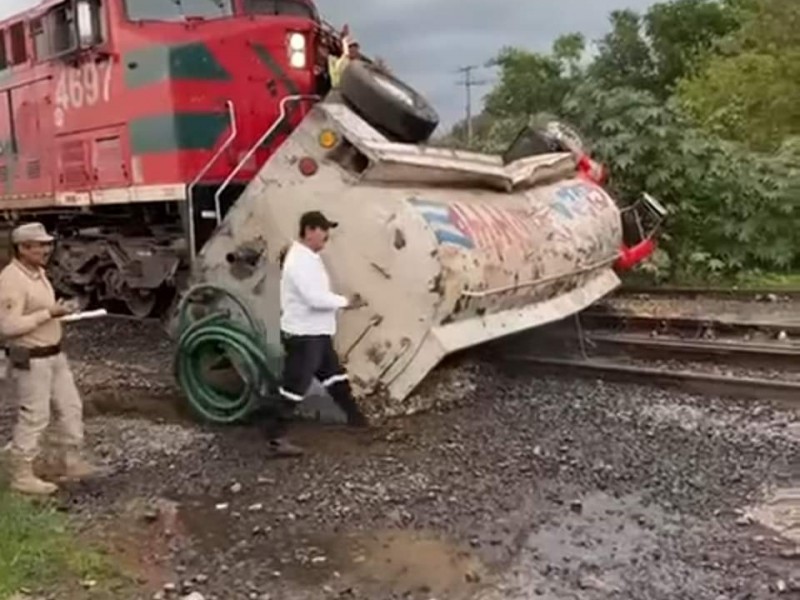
left=0, top=486, right=121, bottom=599
left=733, top=271, right=800, bottom=290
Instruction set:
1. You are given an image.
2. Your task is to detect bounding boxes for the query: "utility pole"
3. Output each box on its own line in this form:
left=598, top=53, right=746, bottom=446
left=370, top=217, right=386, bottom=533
left=455, top=65, right=490, bottom=146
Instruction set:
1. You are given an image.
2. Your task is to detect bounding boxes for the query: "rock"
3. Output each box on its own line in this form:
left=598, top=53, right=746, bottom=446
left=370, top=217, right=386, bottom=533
left=311, top=556, right=328, bottom=565
left=777, top=330, right=789, bottom=341
left=579, top=574, right=615, bottom=592
left=163, top=582, right=177, bottom=593
left=248, top=503, right=264, bottom=512
left=775, top=580, right=787, bottom=593
left=465, top=569, right=481, bottom=583
left=194, top=574, right=209, bottom=584
left=215, top=503, right=229, bottom=511
left=143, top=508, right=159, bottom=522
left=230, top=482, right=243, bottom=494
left=81, top=580, right=97, bottom=590
left=778, top=546, right=799, bottom=559
left=735, top=515, right=752, bottom=526
left=570, top=500, right=583, bottom=515
left=181, top=594, right=205, bottom=600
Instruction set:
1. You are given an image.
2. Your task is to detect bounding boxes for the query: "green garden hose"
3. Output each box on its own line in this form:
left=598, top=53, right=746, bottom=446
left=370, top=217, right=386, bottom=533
left=173, top=284, right=283, bottom=424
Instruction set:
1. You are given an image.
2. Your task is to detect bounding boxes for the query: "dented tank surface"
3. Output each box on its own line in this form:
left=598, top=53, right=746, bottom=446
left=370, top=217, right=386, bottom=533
left=193, top=101, right=622, bottom=414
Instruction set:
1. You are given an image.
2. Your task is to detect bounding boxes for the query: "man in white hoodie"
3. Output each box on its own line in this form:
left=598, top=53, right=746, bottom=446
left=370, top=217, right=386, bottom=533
left=267, top=211, right=367, bottom=457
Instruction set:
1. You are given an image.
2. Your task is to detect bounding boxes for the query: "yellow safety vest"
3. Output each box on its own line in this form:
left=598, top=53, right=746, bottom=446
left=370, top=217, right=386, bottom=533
left=328, top=37, right=351, bottom=88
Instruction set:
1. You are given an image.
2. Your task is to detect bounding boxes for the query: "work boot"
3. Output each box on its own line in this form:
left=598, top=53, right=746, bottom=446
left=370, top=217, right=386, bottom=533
left=60, top=449, right=105, bottom=481
left=10, top=455, right=58, bottom=496
left=266, top=438, right=304, bottom=459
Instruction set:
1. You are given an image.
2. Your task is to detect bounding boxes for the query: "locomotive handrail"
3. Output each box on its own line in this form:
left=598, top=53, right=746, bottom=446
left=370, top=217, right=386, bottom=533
left=187, top=100, right=237, bottom=263
left=213, top=94, right=320, bottom=225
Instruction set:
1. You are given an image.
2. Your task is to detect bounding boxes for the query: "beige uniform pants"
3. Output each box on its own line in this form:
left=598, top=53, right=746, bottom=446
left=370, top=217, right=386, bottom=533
left=10, top=353, right=84, bottom=460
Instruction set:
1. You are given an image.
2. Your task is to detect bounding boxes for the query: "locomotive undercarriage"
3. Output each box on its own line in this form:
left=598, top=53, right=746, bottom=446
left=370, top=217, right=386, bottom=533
left=0, top=184, right=246, bottom=318
left=2, top=202, right=186, bottom=318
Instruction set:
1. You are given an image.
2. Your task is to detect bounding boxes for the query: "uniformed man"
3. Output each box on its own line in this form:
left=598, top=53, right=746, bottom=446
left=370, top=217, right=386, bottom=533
left=0, top=222, right=100, bottom=495
left=265, top=211, right=367, bottom=457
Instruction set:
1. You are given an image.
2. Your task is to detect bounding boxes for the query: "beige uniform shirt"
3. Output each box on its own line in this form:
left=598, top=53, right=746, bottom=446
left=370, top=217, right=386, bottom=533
left=0, top=259, right=61, bottom=348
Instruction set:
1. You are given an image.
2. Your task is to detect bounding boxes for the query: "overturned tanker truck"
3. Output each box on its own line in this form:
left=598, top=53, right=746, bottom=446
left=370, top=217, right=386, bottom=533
left=174, top=68, right=665, bottom=422
left=0, top=0, right=662, bottom=420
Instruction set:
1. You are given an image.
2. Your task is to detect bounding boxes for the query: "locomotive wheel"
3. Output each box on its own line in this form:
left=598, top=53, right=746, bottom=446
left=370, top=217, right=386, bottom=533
left=122, top=285, right=157, bottom=319
left=340, top=60, right=439, bottom=143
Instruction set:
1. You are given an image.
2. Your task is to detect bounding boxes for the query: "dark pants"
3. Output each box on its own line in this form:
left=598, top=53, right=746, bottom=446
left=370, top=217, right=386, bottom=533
left=261, top=333, right=362, bottom=439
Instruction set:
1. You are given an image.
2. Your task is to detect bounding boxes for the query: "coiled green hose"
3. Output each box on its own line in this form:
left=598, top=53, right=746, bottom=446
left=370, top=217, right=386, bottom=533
left=173, top=285, right=283, bottom=424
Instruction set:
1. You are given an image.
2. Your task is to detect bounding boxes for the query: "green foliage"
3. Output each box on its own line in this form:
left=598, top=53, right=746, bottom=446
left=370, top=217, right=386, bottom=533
left=0, top=486, right=118, bottom=598
left=561, top=85, right=799, bottom=275
left=678, top=0, right=800, bottom=150
left=443, top=0, right=799, bottom=280
left=589, top=10, right=658, bottom=93
left=589, top=1, right=738, bottom=96
left=645, top=0, right=739, bottom=89
left=484, top=39, right=582, bottom=120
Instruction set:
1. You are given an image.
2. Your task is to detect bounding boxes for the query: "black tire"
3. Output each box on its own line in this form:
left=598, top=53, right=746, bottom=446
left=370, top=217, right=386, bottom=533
left=340, top=61, right=439, bottom=143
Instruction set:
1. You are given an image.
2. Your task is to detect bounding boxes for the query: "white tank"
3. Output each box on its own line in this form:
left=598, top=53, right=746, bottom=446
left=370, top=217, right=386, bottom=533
left=193, top=102, right=623, bottom=418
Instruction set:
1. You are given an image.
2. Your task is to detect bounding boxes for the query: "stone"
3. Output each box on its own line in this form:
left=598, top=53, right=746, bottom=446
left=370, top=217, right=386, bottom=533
left=779, top=547, right=800, bottom=559
left=181, top=594, right=205, bottom=600
left=230, top=482, right=243, bottom=494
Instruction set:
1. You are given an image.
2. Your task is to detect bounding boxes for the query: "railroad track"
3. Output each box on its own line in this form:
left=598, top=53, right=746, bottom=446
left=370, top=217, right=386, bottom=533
left=500, top=355, right=800, bottom=409
left=618, top=285, right=800, bottom=300
left=581, top=309, right=800, bottom=338
left=583, top=332, right=800, bottom=370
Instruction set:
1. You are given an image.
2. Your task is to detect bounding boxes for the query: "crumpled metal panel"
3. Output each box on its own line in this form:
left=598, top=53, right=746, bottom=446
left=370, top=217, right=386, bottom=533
left=193, top=103, right=623, bottom=415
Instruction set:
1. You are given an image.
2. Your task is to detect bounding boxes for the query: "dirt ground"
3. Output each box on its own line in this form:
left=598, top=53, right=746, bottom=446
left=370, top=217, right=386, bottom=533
left=1, top=319, right=799, bottom=600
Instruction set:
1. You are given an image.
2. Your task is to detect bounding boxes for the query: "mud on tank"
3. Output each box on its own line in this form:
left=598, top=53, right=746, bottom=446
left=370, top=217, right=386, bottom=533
left=174, top=61, right=663, bottom=423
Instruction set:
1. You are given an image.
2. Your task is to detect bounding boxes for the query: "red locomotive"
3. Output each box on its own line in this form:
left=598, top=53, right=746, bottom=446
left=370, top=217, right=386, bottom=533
left=0, top=0, right=353, bottom=316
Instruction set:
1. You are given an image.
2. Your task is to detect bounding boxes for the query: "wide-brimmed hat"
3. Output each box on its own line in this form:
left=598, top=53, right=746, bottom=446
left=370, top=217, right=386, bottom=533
left=11, top=222, right=54, bottom=244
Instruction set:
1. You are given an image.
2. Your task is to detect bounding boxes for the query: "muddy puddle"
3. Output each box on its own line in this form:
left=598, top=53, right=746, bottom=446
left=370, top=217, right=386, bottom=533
left=177, top=495, right=486, bottom=598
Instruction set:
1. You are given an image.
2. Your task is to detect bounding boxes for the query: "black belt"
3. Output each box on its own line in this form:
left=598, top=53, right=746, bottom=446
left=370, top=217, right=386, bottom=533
left=4, top=344, right=61, bottom=359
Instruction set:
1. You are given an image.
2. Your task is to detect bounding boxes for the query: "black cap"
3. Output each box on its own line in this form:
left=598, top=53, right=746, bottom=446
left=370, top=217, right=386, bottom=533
left=300, top=211, right=338, bottom=232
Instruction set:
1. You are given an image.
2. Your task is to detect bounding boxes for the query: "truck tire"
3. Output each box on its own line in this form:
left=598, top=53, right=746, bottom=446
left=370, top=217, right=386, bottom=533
left=340, top=61, right=439, bottom=143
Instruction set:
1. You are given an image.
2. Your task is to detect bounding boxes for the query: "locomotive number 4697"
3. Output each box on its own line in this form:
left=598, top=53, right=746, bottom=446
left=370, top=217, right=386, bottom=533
left=54, top=60, right=113, bottom=125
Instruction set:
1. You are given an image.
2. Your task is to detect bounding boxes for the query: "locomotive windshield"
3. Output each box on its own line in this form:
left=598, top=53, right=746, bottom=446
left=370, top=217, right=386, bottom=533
left=243, top=0, right=317, bottom=19
left=125, top=0, right=234, bottom=21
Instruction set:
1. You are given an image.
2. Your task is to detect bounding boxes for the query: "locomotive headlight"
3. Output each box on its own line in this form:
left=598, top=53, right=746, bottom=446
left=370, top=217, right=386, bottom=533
left=287, top=32, right=306, bottom=68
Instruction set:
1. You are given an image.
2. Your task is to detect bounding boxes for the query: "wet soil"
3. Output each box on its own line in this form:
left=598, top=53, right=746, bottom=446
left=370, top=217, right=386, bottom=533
left=1, top=320, right=799, bottom=600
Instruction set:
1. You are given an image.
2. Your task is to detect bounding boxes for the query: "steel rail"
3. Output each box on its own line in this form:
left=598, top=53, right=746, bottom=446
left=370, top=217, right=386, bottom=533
left=618, top=285, right=800, bottom=300
left=584, top=332, right=800, bottom=369
left=500, top=355, right=800, bottom=408
left=580, top=310, right=800, bottom=338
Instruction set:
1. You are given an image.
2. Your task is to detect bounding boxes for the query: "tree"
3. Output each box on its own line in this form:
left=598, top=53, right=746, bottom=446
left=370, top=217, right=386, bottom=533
left=678, top=0, right=800, bottom=149
left=562, top=85, right=799, bottom=275
left=589, top=10, right=658, bottom=93
left=443, top=0, right=800, bottom=279
left=590, top=1, right=738, bottom=96
left=645, top=0, right=739, bottom=90
left=483, top=34, right=585, bottom=119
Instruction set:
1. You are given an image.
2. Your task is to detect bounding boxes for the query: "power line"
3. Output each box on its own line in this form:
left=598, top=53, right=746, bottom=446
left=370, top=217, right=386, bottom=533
left=455, top=65, right=490, bottom=146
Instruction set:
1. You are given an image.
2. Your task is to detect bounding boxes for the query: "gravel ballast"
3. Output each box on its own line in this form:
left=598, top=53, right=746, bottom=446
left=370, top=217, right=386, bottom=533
left=0, top=320, right=797, bottom=600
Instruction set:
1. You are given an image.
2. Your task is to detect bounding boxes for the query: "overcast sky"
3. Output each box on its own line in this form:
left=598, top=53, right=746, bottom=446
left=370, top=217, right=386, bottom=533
left=2, top=0, right=656, bottom=127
